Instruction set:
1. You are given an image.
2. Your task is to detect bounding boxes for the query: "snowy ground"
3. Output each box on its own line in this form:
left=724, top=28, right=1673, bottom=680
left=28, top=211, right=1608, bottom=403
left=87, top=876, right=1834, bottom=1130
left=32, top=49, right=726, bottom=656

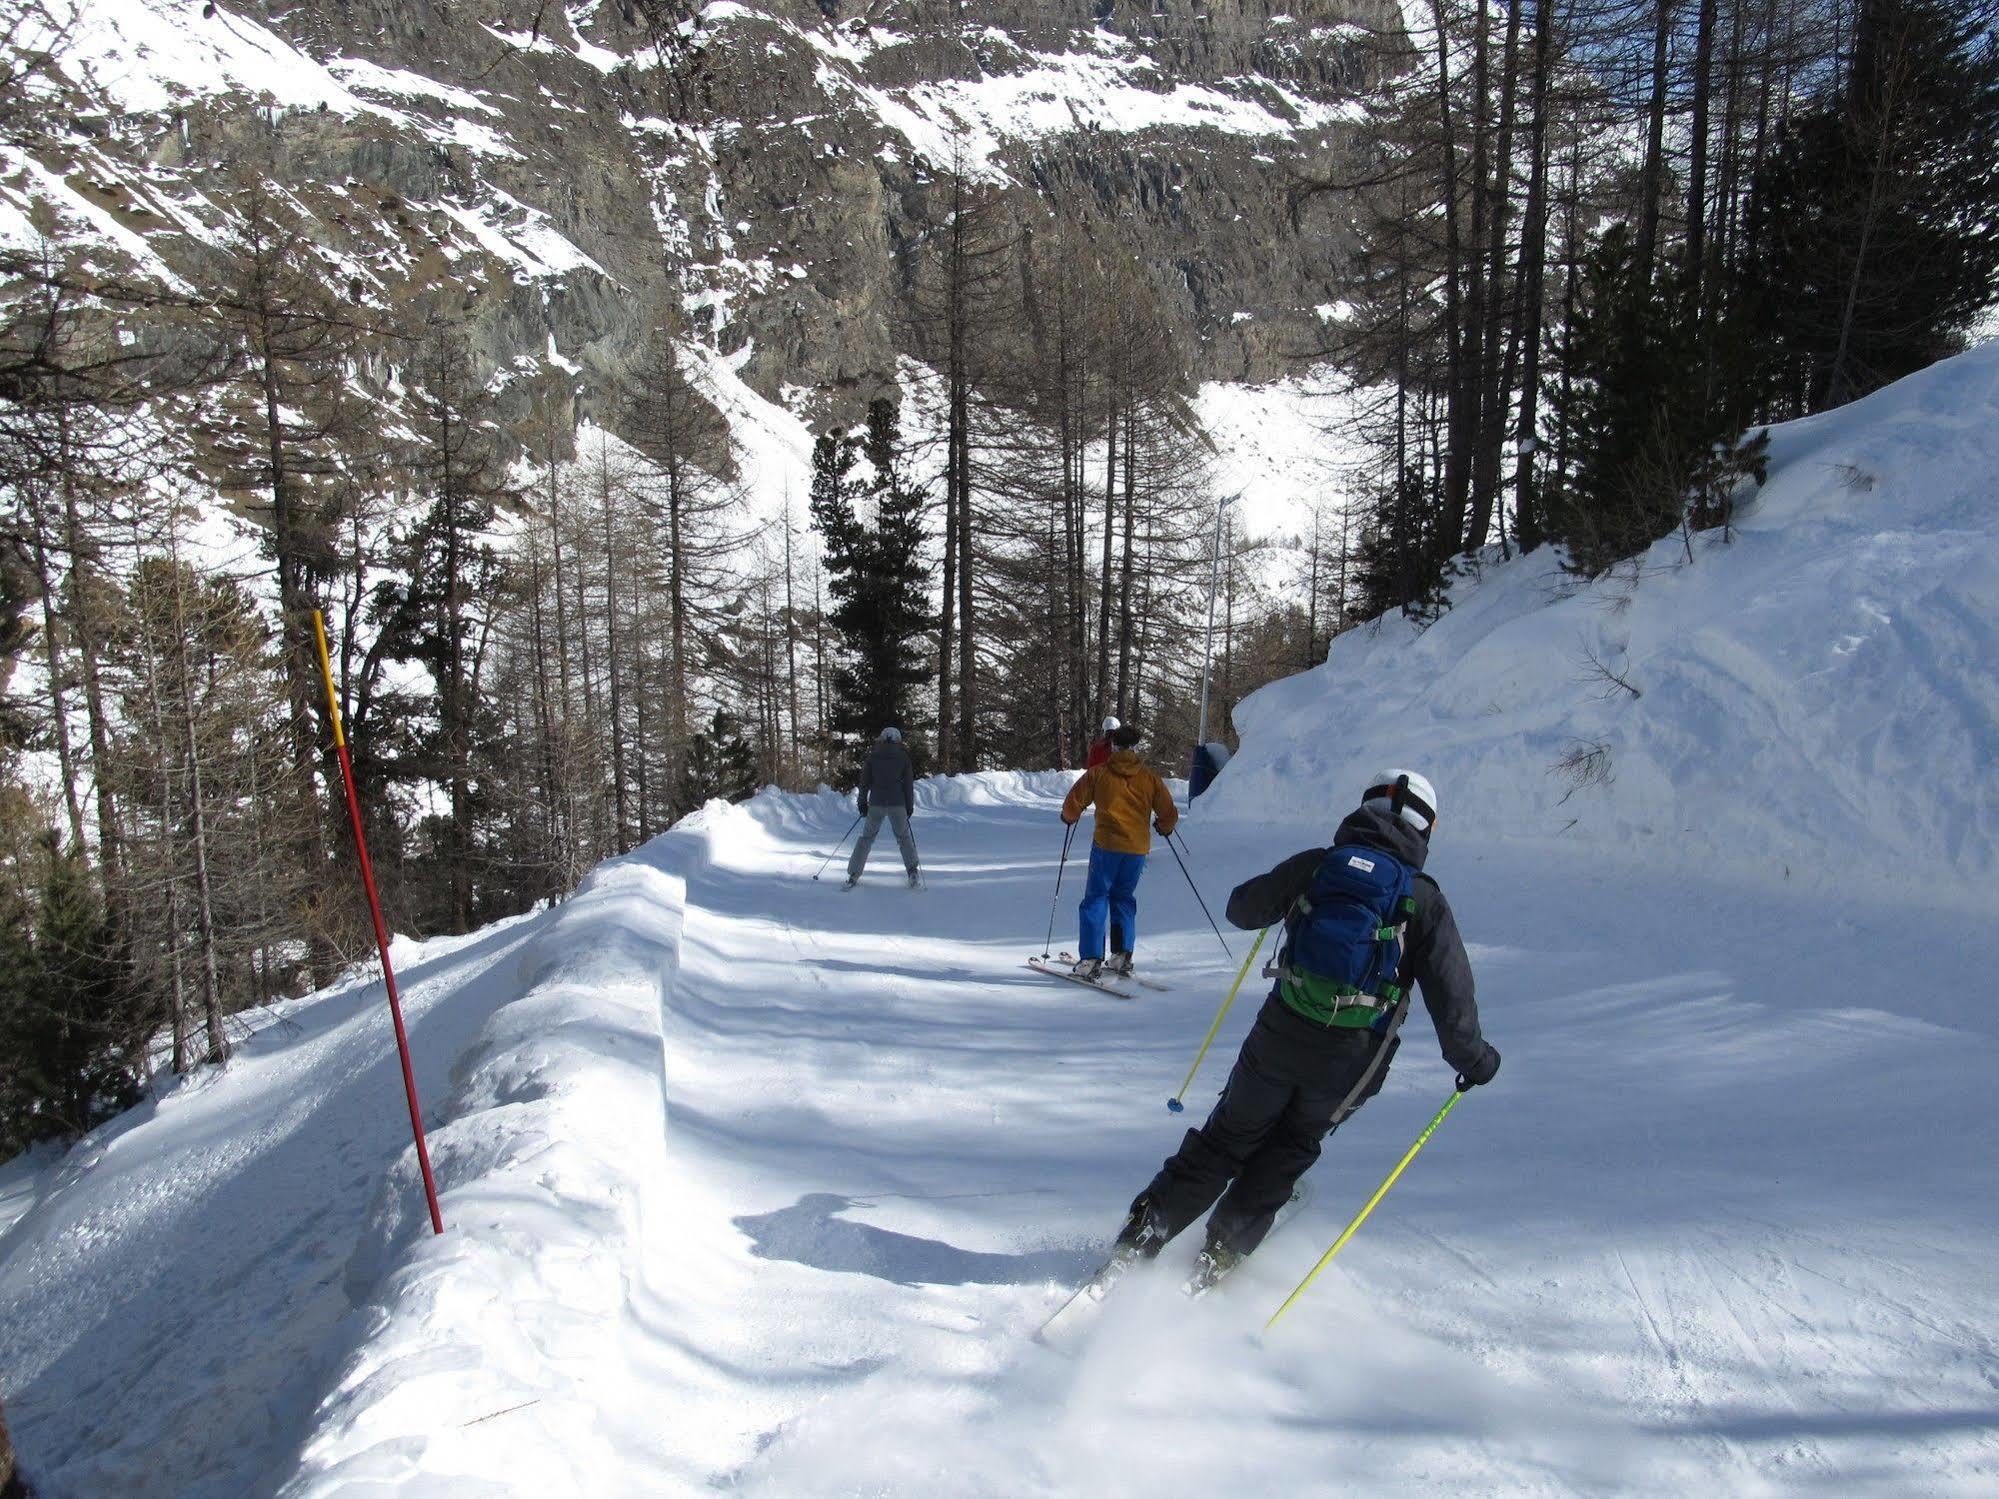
left=3, top=773, right=1994, bottom=1497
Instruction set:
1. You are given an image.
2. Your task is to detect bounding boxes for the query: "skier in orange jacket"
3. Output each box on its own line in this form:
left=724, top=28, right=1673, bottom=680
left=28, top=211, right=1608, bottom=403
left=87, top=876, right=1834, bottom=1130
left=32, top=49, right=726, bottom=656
left=1061, top=722, right=1179, bottom=980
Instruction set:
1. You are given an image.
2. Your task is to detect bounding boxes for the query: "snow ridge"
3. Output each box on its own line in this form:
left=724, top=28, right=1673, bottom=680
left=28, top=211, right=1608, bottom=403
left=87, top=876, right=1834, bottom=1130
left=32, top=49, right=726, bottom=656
left=274, top=834, right=703, bottom=1492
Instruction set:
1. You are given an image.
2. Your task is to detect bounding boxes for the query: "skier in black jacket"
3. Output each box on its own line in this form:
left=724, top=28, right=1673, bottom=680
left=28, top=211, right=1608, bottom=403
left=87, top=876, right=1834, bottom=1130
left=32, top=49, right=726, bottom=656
left=1111, top=768, right=1501, bottom=1283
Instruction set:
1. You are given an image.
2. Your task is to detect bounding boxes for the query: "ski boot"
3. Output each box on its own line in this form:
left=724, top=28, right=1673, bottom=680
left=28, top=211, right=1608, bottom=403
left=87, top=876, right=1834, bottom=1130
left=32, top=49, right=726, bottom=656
left=1184, top=1234, right=1247, bottom=1298
left=1112, top=1195, right=1170, bottom=1265
left=907, top=869, right=921, bottom=889
left=1106, top=950, right=1135, bottom=978
left=1071, top=956, right=1104, bottom=981
left=841, top=875, right=859, bottom=890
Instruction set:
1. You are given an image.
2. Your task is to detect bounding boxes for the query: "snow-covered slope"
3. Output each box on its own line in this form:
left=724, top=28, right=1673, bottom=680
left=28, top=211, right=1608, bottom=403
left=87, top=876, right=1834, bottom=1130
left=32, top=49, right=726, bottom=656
left=1206, top=340, right=1999, bottom=911
left=5, top=766, right=1996, bottom=1496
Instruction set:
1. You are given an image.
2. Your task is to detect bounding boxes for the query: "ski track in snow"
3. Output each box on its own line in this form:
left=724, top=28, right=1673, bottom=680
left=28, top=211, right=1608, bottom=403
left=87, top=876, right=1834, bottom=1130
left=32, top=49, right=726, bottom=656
left=6, top=773, right=1994, bottom=1496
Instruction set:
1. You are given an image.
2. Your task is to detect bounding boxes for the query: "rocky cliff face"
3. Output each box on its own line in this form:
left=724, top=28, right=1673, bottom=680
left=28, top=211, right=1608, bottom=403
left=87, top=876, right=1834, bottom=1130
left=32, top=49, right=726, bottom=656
left=4, top=0, right=1383, bottom=454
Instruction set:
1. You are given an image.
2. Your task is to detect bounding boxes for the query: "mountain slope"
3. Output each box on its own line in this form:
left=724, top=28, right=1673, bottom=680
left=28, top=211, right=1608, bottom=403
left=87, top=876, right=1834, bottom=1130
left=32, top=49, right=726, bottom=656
left=3, top=0, right=1380, bottom=438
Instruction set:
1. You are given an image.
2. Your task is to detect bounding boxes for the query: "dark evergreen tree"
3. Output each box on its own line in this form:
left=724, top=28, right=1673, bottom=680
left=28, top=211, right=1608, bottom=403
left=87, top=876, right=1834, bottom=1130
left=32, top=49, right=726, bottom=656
left=0, top=835, right=148, bottom=1155
left=0, top=879, right=44, bottom=1158
left=1745, top=0, right=1999, bottom=413
left=1352, top=466, right=1450, bottom=624
left=1543, top=226, right=1770, bottom=575
left=682, top=710, right=760, bottom=806
left=809, top=399, right=936, bottom=760
left=368, top=325, right=514, bottom=934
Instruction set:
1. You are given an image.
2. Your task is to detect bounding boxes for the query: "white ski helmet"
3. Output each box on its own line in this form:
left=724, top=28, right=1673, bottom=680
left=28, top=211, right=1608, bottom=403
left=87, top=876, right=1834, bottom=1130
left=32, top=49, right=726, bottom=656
left=881, top=726, right=902, bottom=742
left=1101, top=715, right=1121, bottom=733
left=1363, top=768, right=1438, bottom=833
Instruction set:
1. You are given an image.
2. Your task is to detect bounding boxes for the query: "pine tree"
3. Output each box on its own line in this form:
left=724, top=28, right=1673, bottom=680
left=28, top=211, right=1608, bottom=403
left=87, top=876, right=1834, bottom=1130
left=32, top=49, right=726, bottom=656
left=682, top=710, right=760, bottom=806
left=369, top=324, right=514, bottom=933
left=809, top=401, right=936, bottom=760
left=0, top=835, right=149, bottom=1154
left=1745, top=0, right=1999, bottom=412
left=1542, top=226, right=1769, bottom=575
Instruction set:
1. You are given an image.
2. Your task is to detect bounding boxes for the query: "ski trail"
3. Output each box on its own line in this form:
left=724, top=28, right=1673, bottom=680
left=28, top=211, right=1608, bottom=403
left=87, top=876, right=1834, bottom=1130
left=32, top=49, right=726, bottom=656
left=623, top=782, right=1999, bottom=1497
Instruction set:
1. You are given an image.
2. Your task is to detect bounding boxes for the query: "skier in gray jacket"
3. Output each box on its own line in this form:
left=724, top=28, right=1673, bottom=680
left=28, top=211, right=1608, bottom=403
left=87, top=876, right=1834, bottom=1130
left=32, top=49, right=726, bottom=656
left=1110, top=768, right=1500, bottom=1286
left=845, top=727, right=920, bottom=888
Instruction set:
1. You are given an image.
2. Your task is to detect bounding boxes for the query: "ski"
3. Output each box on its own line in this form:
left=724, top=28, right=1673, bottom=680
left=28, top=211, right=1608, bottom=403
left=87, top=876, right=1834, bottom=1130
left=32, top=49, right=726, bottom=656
left=1033, top=1249, right=1139, bottom=1350
left=1025, top=957, right=1135, bottom=999
left=1059, top=952, right=1169, bottom=991
left=1035, top=1183, right=1316, bottom=1353
left=1183, top=1181, right=1314, bottom=1300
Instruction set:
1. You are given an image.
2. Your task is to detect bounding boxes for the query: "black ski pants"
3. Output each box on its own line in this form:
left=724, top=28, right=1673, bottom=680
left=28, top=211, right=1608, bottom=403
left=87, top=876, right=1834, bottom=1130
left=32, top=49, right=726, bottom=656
left=1136, top=1011, right=1396, bottom=1257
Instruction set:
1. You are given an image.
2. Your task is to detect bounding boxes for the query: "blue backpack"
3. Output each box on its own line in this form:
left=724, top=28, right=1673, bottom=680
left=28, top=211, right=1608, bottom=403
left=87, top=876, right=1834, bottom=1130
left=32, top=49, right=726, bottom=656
left=1277, top=844, right=1418, bottom=1029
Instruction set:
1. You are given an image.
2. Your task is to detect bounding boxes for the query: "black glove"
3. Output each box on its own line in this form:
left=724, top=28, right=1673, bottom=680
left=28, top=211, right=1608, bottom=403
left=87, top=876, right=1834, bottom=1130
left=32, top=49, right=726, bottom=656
left=1455, top=1044, right=1501, bottom=1092
left=857, top=798, right=868, bottom=816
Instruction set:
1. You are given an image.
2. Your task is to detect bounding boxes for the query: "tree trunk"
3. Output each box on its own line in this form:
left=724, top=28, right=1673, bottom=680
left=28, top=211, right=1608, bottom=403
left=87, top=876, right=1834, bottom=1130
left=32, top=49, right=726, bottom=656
left=253, top=314, right=333, bottom=980
left=1115, top=414, right=1138, bottom=715
left=177, top=601, right=229, bottom=1066
left=1095, top=405, right=1116, bottom=721
left=27, top=527, right=87, bottom=852
left=1467, top=0, right=1525, bottom=554
left=1634, top=0, right=1676, bottom=279
left=55, top=402, right=124, bottom=891
left=1512, top=0, right=1558, bottom=550
left=1427, top=0, right=1473, bottom=561
left=600, top=464, right=629, bottom=853
left=1686, top=0, right=1719, bottom=288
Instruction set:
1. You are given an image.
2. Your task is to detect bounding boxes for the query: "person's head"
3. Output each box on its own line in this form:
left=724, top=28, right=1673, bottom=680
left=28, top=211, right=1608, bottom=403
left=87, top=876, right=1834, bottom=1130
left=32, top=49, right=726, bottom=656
left=1111, top=722, right=1142, bottom=751
left=1362, top=768, right=1437, bottom=837
left=1100, top=715, right=1120, bottom=734
left=880, top=726, right=902, bottom=743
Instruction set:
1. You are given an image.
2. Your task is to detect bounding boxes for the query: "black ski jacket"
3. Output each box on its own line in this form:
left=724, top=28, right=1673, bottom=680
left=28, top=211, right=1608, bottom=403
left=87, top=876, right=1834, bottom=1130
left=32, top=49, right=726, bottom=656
left=857, top=739, right=915, bottom=813
left=1224, top=805, right=1495, bottom=1079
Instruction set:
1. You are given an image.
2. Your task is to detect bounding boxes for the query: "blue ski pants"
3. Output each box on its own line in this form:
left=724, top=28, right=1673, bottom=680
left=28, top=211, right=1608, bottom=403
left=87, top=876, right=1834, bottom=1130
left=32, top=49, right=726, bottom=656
left=1077, top=845, right=1145, bottom=959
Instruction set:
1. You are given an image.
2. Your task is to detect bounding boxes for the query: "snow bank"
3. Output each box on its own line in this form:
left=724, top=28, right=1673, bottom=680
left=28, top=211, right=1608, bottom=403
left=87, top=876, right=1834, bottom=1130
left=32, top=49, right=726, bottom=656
left=1202, top=341, right=1999, bottom=911
left=274, top=822, right=717, bottom=1493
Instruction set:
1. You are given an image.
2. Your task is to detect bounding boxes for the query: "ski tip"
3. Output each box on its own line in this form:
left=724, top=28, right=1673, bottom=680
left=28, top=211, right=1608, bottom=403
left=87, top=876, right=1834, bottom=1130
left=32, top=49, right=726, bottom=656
left=1166, top=1097, right=1184, bottom=1114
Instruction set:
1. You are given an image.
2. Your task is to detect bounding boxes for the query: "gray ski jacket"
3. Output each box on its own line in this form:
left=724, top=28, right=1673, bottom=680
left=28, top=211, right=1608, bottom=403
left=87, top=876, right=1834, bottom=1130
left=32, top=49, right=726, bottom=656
left=858, top=739, right=915, bottom=813
left=1224, top=804, right=1496, bottom=1079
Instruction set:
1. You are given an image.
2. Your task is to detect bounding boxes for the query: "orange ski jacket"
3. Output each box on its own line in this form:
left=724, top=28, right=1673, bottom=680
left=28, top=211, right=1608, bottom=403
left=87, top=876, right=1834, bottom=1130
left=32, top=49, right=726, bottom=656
left=1062, top=750, right=1179, bottom=855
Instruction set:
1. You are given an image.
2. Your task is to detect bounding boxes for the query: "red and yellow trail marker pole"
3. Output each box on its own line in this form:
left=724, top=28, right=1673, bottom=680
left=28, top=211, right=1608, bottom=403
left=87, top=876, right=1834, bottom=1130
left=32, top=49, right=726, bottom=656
left=313, top=609, right=445, bottom=1235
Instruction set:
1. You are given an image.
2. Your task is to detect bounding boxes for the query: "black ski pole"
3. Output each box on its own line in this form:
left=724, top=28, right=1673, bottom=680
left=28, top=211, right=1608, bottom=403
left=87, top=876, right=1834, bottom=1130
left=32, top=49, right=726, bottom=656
left=812, top=815, right=864, bottom=881
left=1166, top=830, right=1232, bottom=959
left=1041, top=821, right=1078, bottom=959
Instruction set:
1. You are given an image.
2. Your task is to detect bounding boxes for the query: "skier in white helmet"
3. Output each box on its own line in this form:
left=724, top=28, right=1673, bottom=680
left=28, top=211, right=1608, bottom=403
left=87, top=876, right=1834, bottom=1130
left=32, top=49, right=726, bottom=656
left=1085, top=715, right=1120, bottom=770
left=1106, top=768, right=1501, bottom=1289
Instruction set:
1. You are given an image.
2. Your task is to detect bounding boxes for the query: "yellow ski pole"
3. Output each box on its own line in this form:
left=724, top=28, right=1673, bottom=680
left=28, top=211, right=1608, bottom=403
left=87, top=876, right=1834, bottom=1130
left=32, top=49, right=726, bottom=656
left=1264, top=1089, right=1464, bottom=1332
left=1167, top=926, right=1268, bottom=1114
